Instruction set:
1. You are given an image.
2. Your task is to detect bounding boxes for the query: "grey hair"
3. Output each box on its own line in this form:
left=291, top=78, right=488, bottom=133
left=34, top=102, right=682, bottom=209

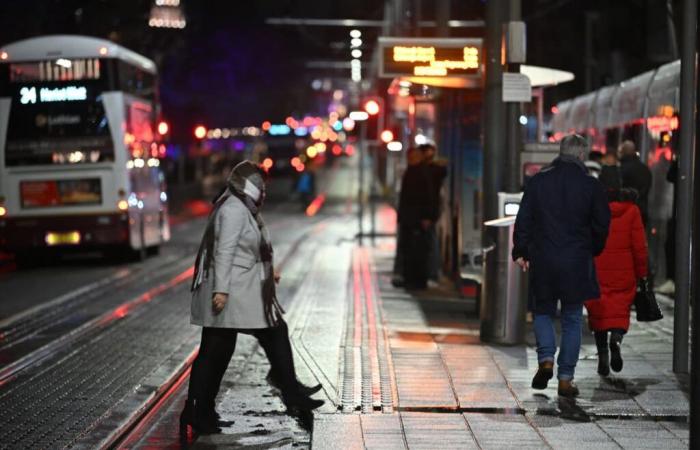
left=560, top=134, right=589, bottom=160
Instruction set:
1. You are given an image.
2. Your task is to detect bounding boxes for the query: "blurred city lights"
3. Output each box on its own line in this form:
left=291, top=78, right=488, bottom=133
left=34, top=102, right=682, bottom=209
left=349, top=29, right=362, bottom=38
left=350, top=38, right=362, bottom=48
left=363, top=99, right=380, bottom=115
left=342, top=117, right=356, bottom=131
left=519, top=115, right=528, bottom=125
left=306, top=146, right=318, bottom=158
left=415, top=134, right=428, bottom=145
left=345, top=144, right=356, bottom=156
left=262, top=157, right=274, bottom=171
left=387, top=141, right=403, bottom=152
left=194, top=125, right=207, bottom=139
left=99, top=46, right=108, bottom=56
left=268, top=124, right=291, bottom=135
left=262, top=121, right=271, bottom=131
left=380, top=130, right=394, bottom=143
left=332, top=121, right=343, bottom=131
left=351, top=49, right=362, bottom=58
left=551, top=106, right=559, bottom=114
left=157, top=121, right=169, bottom=135
left=0, top=205, right=7, bottom=216
left=332, top=144, right=343, bottom=156
left=294, top=126, right=309, bottom=136
left=0, top=51, right=8, bottom=60
left=349, top=111, right=369, bottom=121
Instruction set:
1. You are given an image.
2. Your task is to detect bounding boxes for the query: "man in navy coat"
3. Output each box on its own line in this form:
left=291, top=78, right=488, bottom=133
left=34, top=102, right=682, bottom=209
left=512, top=134, right=610, bottom=397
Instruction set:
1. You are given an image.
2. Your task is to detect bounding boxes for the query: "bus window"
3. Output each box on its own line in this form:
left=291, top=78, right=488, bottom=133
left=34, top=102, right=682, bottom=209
left=5, top=95, right=113, bottom=166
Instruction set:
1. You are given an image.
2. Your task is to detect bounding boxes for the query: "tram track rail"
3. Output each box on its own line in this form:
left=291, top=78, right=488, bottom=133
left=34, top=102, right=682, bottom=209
left=0, top=250, right=197, bottom=380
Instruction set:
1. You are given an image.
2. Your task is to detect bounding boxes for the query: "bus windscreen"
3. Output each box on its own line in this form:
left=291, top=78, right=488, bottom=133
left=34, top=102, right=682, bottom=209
left=4, top=82, right=114, bottom=166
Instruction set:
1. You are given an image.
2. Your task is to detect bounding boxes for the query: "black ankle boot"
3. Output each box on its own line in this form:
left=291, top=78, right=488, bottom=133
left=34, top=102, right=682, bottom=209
left=180, top=399, right=222, bottom=435
left=266, top=372, right=323, bottom=397
left=609, top=333, right=624, bottom=373
left=282, top=391, right=325, bottom=412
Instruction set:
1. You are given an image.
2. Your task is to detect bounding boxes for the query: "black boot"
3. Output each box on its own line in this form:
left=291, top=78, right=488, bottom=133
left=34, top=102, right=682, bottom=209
left=531, top=361, right=554, bottom=389
left=180, top=399, right=221, bottom=435
left=266, top=371, right=323, bottom=397
left=594, top=331, right=610, bottom=376
left=609, top=332, right=624, bottom=373
left=282, top=390, right=325, bottom=412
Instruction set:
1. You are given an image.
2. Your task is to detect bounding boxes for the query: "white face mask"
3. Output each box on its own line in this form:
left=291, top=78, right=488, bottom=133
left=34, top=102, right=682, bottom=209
left=243, top=179, right=262, bottom=202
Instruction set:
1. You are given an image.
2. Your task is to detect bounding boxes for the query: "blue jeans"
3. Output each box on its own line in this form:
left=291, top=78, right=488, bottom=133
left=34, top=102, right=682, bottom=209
left=533, top=303, right=583, bottom=381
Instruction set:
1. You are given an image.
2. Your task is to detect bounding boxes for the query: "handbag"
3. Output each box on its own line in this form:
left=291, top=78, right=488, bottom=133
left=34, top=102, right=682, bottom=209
left=634, top=278, right=663, bottom=322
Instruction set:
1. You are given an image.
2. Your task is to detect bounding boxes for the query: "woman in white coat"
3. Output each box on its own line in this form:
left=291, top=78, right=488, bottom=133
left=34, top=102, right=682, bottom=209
left=181, top=161, right=323, bottom=435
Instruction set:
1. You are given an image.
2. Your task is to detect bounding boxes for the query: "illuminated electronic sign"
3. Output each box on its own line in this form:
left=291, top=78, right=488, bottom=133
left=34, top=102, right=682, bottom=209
left=19, top=85, right=88, bottom=105
left=379, top=37, right=482, bottom=78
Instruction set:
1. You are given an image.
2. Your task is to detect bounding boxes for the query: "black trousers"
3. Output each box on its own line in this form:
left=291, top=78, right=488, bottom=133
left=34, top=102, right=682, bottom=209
left=187, top=320, right=297, bottom=406
left=400, top=224, right=430, bottom=289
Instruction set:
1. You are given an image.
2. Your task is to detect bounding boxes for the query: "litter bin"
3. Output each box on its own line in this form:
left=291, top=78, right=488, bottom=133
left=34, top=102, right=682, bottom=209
left=480, top=216, right=527, bottom=345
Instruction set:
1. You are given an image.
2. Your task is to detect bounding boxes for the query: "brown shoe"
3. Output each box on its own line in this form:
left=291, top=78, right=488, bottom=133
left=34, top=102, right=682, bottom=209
left=557, top=379, right=580, bottom=397
left=531, top=361, right=554, bottom=390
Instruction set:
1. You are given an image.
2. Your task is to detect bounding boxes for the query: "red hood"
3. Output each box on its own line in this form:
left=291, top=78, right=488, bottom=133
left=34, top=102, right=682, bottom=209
left=609, top=201, right=636, bottom=218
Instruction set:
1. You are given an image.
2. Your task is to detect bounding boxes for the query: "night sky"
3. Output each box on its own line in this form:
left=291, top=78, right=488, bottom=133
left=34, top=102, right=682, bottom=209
left=0, top=0, right=682, bottom=141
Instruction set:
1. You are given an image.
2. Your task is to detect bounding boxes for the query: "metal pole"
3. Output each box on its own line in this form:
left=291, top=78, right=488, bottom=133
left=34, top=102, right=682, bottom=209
left=483, top=0, right=506, bottom=224
left=370, top=143, right=377, bottom=245
left=674, top=0, right=696, bottom=375
left=689, top=1, right=700, bottom=443
left=504, top=0, right=522, bottom=193
left=358, top=120, right=366, bottom=245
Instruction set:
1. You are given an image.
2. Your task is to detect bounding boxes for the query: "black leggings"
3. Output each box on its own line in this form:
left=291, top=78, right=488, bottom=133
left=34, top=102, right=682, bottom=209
left=594, top=329, right=626, bottom=352
left=187, top=320, right=297, bottom=405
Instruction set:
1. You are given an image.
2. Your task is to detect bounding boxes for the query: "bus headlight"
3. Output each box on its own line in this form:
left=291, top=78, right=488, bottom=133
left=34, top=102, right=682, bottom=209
left=117, top=200, right=129, bottom=211
left=0, top=206, right=6, bottom=217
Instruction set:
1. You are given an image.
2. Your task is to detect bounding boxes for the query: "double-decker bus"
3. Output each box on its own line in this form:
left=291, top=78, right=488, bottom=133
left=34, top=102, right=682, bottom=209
left=0, top=35, right=170, bottom=262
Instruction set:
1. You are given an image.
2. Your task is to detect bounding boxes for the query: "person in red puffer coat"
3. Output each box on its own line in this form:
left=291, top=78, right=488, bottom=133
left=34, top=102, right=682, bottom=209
left=584, top=187, right=648, bottom=376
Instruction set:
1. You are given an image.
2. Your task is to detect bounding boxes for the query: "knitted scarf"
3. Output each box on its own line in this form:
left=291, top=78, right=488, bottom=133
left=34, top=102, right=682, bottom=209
left=192, top=160, right=284, bottom=326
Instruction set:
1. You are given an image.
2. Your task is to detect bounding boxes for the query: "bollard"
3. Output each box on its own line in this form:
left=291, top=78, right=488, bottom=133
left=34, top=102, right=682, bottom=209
left=480, top=216, right=527, bottom=345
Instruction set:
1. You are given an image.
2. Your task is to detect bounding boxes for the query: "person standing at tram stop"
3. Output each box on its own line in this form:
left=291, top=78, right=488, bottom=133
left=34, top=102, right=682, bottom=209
left=182, top=161, right=323, bottom=435
left=395, top=147, right=436, bottom=290
left=584, top=181, right=648, bottom=377
left=618, top=140, right=652, bottom=226
left=512, top=134, right=611, bottom=397
left=418, top=143, right=448, bottom=287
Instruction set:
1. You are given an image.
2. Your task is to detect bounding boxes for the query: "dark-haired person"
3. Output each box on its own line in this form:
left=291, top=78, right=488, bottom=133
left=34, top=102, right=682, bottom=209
left=182, top=161, right=323, bottom=435
left=513, top=134, right=610, bottom=397
left=584, top=186, right=648, bottom=376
